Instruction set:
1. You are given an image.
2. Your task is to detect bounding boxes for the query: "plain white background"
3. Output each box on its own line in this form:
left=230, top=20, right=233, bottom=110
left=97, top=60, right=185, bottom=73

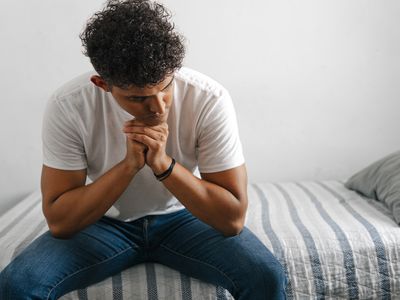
left=1, top=0, right=399, bottom=206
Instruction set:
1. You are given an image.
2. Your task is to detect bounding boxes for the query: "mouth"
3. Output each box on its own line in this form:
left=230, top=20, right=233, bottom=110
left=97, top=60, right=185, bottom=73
left=147, top=114, right=162, bottom=119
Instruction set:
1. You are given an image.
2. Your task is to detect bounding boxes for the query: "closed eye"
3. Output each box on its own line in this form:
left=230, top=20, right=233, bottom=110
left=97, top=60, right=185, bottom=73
left=128, top=96, right=148, bottom=102
left=125, top=76, right=174, bottom=103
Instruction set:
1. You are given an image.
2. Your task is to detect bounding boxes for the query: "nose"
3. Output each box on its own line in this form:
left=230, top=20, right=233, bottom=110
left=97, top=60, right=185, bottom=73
left=149, top=93, right=166, bottom=114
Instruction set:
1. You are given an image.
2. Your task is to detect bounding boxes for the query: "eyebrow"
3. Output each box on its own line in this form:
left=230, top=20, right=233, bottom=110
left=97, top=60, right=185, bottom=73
left=127, top=76, right=175, bottom=98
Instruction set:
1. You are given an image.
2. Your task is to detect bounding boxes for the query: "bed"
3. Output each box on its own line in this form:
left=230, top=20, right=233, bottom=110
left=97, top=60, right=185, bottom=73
left=1, top=180, right=399, bottom=299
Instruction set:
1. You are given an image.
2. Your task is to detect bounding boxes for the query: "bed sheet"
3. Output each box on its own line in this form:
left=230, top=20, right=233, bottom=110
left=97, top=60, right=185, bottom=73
left=1, top=181, right=399, bottom=299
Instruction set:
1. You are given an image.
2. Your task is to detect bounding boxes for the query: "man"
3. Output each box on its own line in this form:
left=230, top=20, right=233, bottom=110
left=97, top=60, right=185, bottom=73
left=0, top=0, right=286, bottom=299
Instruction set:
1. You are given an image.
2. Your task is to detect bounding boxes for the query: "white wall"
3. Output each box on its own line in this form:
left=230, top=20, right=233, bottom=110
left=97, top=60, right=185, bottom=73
left=1, top=0, right=400, bottom=205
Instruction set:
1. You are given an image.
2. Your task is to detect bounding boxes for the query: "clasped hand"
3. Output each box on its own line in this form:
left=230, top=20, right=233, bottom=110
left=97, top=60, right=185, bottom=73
left=123, top=120, right=171, bottom=175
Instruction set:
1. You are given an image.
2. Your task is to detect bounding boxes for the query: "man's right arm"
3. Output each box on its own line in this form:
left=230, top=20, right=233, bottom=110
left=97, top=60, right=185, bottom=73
left=41, top=160, right=137, bottom=239
left=41, top=136, right=146, bottom=239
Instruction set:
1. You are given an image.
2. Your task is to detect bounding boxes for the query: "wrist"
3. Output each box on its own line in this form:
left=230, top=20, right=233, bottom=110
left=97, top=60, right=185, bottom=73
left=121, top=158, right=141, bottom=176
left=154, top=158, right=176, bottom=181
left=151, top=156, right=172, bottom=175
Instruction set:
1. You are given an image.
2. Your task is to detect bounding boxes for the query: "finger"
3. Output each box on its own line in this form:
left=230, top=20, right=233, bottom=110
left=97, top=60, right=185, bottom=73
left=126, top=136, right=148, bottom=150
left=124, top=119, right=144, bottom=126
left=123, top=120, right=168, bottom=133
left=124, top=126, right=167, bottom=141
left=127, top=133, right=164, bottom=152
left=124, top=119, right=148, bottom=128
left=123, top=125, right=167, bottom=135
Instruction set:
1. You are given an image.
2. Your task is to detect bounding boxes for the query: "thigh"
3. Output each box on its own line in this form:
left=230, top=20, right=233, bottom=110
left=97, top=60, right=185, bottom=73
left=149, top=210, right=286, bottom=300
left=0, top=216, right=146, bottom=300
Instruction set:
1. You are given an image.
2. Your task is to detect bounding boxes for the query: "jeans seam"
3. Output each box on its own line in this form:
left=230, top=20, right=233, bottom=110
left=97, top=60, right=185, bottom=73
left=159, top=244, right=238, bottom=292
left=143, top=219, right=148, bottom=248
left=46, top=246, right=134, bottom=300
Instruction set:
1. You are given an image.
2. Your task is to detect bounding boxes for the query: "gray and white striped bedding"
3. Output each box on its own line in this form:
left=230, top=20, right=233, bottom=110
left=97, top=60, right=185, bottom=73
left=1, top=180, right=399, bottom=299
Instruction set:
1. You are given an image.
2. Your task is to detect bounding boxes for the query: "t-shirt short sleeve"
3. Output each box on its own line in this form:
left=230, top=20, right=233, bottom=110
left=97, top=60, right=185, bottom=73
left=42, top=98, right=87, bottom=170
left=196, top=90, right=245, bottom=173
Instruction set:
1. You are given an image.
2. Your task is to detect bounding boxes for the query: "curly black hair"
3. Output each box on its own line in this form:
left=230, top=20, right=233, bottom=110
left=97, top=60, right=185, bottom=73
left=80, top=0, right=185, bottom=88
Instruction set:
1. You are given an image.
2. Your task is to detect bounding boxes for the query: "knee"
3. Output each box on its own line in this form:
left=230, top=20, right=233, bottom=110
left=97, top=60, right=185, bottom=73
left=0, top=262, right=22, bottom=299
left=237, top=259, right=286, bottom=300
left=269, top=262, right=287, bottom=287
left=0, top=257, right=49, bottom=300
left=257, top=261, right=287, bottom=298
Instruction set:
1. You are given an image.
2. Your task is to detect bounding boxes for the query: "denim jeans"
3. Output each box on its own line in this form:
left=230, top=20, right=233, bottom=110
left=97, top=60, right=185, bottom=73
left=0, top=208, right=287, bottom=299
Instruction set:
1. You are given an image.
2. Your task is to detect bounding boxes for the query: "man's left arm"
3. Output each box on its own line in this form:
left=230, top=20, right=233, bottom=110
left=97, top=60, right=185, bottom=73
left=161, top=162, right=248, bottom=236
left=124, top=119, right=248, bottom=237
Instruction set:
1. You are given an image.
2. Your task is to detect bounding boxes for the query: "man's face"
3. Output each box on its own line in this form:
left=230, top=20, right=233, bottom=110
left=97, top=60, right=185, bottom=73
left=109, top=75, right=174, bottom=126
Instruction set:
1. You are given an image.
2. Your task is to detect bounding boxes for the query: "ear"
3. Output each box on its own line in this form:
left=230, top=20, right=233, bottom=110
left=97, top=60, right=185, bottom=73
left=90, top=75, right=111, bottom=92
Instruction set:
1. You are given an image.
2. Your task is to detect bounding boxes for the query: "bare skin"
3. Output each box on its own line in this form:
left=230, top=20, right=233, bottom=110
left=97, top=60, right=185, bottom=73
left=41, top=75, right=248, bottom=238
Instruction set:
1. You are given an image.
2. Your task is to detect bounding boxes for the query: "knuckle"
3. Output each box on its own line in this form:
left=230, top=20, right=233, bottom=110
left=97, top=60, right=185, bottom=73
left=133, top=134, right=141, bottom=141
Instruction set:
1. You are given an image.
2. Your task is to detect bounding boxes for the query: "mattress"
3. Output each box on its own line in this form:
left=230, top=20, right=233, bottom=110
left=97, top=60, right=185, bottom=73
left=1, top=180, right=399, bottom=299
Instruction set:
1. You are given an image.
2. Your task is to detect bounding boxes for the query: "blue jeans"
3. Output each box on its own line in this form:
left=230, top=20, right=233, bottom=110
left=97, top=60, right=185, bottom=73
left=0, top=209, right=287, bottom=299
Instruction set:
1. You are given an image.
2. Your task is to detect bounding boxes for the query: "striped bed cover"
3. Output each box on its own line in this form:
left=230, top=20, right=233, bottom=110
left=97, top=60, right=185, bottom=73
left=1, top=180, right=399, bottom=299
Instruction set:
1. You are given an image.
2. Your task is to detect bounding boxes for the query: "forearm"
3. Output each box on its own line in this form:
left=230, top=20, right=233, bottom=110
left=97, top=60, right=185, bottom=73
left=161, top=163, right=247, bottom=236
left=46, top=160, right=138, bottom=238
left=125, top=120, right=248, bottom=236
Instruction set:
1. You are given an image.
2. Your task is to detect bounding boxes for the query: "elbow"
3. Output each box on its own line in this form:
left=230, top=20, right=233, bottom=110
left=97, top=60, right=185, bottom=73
left=43, top=206, right=76, bottom=239
left=221, top=219, right=245, bottom=237
left=47, top=222, right=75, bottom=240
left=221, top=201, right=247, bottom=237
left=222, top=230, right=241, bottom=238
left=49, top=227, right=75, bottom=240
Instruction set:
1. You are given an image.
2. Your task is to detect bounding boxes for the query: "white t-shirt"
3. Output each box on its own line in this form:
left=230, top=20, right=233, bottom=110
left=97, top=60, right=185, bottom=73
left=42, top=67, right=245, bottom=222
